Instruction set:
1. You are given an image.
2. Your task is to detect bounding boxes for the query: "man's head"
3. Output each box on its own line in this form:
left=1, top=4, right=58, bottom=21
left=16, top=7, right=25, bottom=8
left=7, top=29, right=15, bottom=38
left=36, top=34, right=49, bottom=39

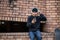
left=32, top=8, right=38, bottom=16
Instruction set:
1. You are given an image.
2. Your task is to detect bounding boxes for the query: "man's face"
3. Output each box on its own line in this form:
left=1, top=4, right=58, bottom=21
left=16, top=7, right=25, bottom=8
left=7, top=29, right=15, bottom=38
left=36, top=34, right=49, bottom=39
left=32, top=12, right=38, bottom=16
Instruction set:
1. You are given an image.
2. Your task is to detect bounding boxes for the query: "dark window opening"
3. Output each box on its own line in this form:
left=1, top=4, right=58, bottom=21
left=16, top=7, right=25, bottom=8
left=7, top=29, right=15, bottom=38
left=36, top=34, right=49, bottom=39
left=0, top=20, right=45, bottom=33
left=40, top=23, right=46, bottom=32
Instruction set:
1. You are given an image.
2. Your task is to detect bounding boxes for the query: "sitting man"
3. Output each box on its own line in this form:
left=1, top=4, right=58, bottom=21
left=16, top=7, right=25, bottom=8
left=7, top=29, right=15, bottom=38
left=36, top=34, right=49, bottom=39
left=27, top=8, right=42, bottom=40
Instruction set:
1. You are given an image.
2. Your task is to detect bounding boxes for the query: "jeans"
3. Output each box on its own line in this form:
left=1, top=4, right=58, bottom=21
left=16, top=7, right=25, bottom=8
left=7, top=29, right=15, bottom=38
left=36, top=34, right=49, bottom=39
left=29, top=30, right=42, bottom=40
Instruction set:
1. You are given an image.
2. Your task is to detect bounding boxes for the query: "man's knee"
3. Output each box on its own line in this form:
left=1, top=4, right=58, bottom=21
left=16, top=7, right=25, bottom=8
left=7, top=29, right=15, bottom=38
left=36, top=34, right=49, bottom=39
left=36, top=33, right=42, bottom=40
left=29, top=32, right=34, bottom=39
left=30, top=36, right=34, bottom=40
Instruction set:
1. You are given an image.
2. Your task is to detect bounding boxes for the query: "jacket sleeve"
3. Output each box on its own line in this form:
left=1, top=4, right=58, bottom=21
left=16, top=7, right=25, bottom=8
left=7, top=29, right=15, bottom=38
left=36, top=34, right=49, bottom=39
left=26, top=16, right=32, bottom=27
left=42, top=16, right=47, bottom=21
left=40, top=14, right=47, bottom=21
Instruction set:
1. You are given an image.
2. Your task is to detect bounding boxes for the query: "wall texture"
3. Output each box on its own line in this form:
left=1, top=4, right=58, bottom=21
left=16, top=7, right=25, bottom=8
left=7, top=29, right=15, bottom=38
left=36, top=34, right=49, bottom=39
left=0, top=0, right=60, bottom=40
left=0, top=0, right=60, bottom=32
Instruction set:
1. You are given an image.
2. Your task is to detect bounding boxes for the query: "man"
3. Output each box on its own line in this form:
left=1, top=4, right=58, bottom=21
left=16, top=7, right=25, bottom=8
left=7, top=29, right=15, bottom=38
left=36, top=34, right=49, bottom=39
left=27, top=8, right=42, bottom=40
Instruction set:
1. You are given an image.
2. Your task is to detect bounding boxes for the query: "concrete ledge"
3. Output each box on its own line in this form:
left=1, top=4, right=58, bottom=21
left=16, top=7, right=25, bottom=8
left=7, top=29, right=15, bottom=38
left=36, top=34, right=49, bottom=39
left=0, top=32, right=55, bottom=40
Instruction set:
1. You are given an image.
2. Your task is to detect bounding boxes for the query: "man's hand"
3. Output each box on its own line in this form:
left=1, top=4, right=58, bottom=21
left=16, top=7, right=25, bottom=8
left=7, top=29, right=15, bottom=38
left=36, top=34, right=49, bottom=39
left=32, top=21, right=35, bottom=24
left=32, top=19, right=36, bottom=24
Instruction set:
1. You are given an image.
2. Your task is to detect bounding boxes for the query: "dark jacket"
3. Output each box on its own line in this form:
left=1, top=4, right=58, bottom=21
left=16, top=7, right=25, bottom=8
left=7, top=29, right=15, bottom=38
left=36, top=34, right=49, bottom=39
left=27, top=15, right=40, bottom=31
left=40, top=14, right=47, bottom=21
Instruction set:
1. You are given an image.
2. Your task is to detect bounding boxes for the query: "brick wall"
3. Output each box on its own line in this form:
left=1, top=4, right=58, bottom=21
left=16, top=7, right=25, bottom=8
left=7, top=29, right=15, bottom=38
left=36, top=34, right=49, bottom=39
left=57, top=1, right=60, bottom=28
left=0, top=0, right=60, bottom=32
left=44, top=0, right=58, bottom=32
left=0, top=0, right=60, bottom=40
